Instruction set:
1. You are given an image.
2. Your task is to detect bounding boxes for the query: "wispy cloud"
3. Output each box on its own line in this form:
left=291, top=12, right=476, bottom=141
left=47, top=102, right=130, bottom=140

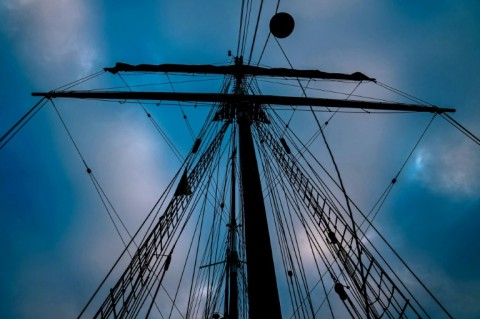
left=412, top=139, right=480, bottom=198
left=0, top=0, right=102, bottom=83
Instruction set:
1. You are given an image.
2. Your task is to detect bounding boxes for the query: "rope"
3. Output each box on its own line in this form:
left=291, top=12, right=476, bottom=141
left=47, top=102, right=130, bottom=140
left=0, top=97, right=48, bottom=151
left=441, top=113, right=480, bottom=146
left=54, top=69, right=105, bottom=92
left=375, top=81, right=477, bottom=146
left=165, top=73, right=196, bottom=140
left=50, top=98, right=144, bottom=315
left=272, top=38, right=361, bottom=271
left=246, top=0, right=264, bottom=65
left=118, top=74, right=184, bottom=162
left=255, top=125, right=343, bottom=317
left=240, top=0, right=253, bottom=57
left=236, top=0, right=247, bottom=57
left=362, top=113, right=437, bottom=231
left=50, top=99, right=89, bottom=168
left=254, top=0, right=281, bottom=66
left=51, top=99, right=172, bottom=317
left=76, top=151, right=185, bottom=318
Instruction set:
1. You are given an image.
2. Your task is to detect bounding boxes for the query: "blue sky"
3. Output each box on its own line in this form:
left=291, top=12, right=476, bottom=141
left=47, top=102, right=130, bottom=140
left=0, top=1, right=479, bottom=318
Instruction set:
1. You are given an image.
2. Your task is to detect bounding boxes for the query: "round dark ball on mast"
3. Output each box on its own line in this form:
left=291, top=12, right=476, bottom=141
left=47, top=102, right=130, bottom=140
left=269, top=12, right=295, bottom=38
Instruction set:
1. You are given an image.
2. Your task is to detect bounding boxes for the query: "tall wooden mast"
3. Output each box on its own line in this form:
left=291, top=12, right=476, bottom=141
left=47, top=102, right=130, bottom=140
left=231, top=57, right=282, bottom=318
left=32, top=60, right=455, bottom=318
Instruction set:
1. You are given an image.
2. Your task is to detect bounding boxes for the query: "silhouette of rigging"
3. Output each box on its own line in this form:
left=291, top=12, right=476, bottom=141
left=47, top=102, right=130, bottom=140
left=20, top=9, right=469, bottom=319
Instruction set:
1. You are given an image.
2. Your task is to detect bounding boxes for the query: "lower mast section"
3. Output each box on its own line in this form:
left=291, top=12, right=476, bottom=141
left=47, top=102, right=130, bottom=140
left=238, top=110, right=282, bottom=319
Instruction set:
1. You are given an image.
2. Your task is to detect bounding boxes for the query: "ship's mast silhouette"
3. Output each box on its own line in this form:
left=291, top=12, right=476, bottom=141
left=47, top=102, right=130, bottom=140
left=32, top=13, right=456, bottom=319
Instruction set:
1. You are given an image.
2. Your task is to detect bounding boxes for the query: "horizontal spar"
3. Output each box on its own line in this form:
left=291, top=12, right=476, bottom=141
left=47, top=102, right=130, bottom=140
left=104, top=62, right=376, bottom=82
left=32, top=91, right=455, bottom=113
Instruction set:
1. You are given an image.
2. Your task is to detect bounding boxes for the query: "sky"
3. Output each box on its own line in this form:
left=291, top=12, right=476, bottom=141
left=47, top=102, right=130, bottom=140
left=0, top=0, right=479, bottom=318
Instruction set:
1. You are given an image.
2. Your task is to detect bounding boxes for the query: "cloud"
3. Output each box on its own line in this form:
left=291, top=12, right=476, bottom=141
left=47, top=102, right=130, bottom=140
left=411, top=138, right=480, bottom=198
left=405, top=257, right=480, bottom=318
left=282, top=0, right=362, bottom=20
left=0, top=0, right=102, bottom=83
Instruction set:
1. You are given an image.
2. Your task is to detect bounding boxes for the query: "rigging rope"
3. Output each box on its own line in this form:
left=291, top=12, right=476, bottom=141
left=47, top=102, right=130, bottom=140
left=246, top=0, right=264, bottom=65
left=270, top=107, right=447, bottom=316
left=376, top=80, right=478, bottom=146
left=441, top=113, right=480, bottom=146
left=241, top=0, right=253, bottom=57
left=257, top=128, right=347, bottom=318
left=271, top=40, right=364, bottom=296
left=118, top=74, right=184, bottom=162
left=259, top=144, right=308, bottom=316
left=362, top=113, right=437, bottom=231
left=0, top=97, right=48, bottom=151
left=259, top=107, right=452, bottom=317
left=254, top=0, right=281, bottom=66
left=50, top=99, right=175, bottom=317
left=76, top=158, right=185, bottom=318
left=54, top=69, right=105, bottom=92
left=255, top=123, right=351, bottom=317
left=165, top=73, right=196, bottom=140
left=236, top=0, right=247, bottom=57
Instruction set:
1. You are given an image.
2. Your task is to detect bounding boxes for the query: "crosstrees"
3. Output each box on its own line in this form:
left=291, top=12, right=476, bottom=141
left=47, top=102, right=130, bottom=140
left=32, top=91, right=455, bottom=113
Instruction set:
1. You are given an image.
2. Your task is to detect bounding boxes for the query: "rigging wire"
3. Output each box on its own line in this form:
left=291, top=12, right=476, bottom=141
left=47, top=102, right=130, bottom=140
left=258, top=41, right=446, bottom=317
left=257, top=78, right=377, bottom=100
left=376, top=80, right=479, bottom=146
left=271, top=37, right=361, bottom=266
left=254, top=122, right=348, bottom=316
left=0, top=97, right=48, bottom=151
left=375, top=81, right=431, bottom=105
left=204, top=167, right=225, bottom=317
left=165, top=72, right=196, bottom=140
left=258, top=122, right=378, bottom=316
left=258, top=143, right=308, bottom=317
left=140, top=120, right=228, bottom=316
left=149, top=124, right=231, bottom=318
left=76, top=161, right=185, bottom=318
left=362, top=113, right=437, bottom=231
left=253, top=0, right=281, bottom=66
left=49, top=98, right=178, bottom=318
left=118, top=73, right=184, bottom=162
left=441, top=112, right=480, bottom=146
left=186, top=159, right=225, bottom=318
left=246, top=0, right=264, bottom=65
left=187, top=139, right=229, bottom=318
left=241, top=0, right=254, bottom=57
left=193, top=164, right=229, bottom=318
left=236, top=0, right=247, bottom=57
left=255, top=124, right=350, bottom=317
left=49, top=99, right=88, bottom=168
left=164, top=196, right=208, bottom=319
left=266, top=108, right=442, bottom=317
left=54, top=69, right=105, bottom=92
left=89, top=76, right=224, bottom=92
left=287, top=119, right=451, bottom=317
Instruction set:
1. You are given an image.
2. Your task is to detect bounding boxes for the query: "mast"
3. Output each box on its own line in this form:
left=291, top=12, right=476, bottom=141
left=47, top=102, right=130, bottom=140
left=227, top=146, right=238, bottom=319
left=234, top=56, right=282, bottom=318
left=31, top=61, right=456, bottom=318
left=238, top=111, right=283, bottom=318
